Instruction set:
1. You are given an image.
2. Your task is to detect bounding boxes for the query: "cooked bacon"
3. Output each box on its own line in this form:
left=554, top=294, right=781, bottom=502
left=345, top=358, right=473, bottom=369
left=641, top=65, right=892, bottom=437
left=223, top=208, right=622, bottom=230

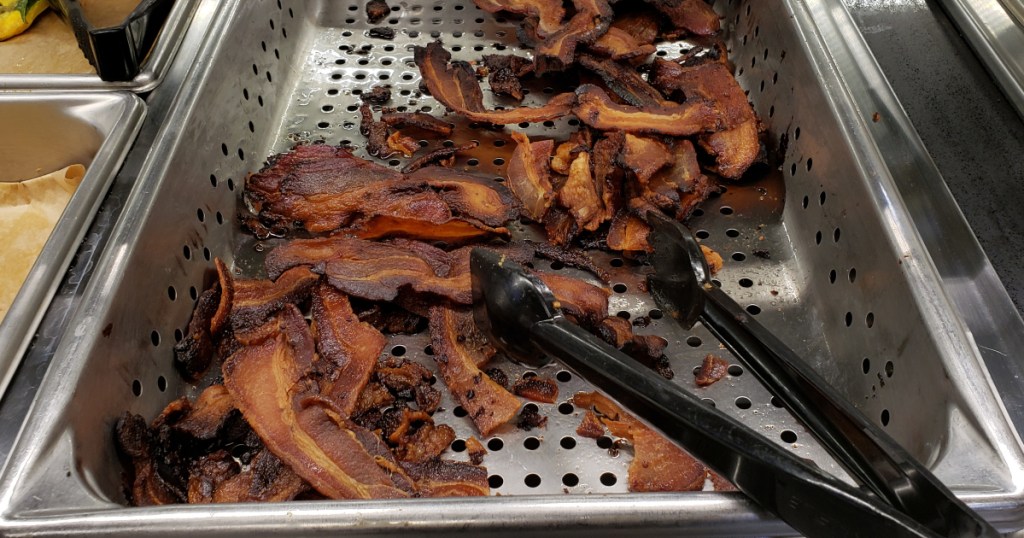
left=623, top=333, right=673, bottom=379
left=380, top=111, right=454, bottom=136
left=543, top=205, right=578, bottom=247
left=559, top=151, right=606, bottom=231
left=352, top=382, right=396, bottom=417
left=414, top=42, right=575, bottom=124
left=535, top=0, right=614, bottom=74
left=576, top=409, right=605, bottom=439
left=537, top=272, right=609, bottom=328
left=360, top=104, right=394, bottom=159
left=701, top=245, right=723, bottom=275
left=695, top=354, right=729, bottom=387
left=401, top=141, right=478, bottom=174
left=361, top=85, right=392, bottom=104
left=356, top=302, right=425, bottom=334
left=466, top=436, right=487, bottom=465
left=650, top=60, right=752, bottom=128
left=606, top=8, right=660, bottom=47
left=407, top=166, right=520, bottom=227
left=473, top=0, right=565, bottom=37
left=401, top=460, right=489, bottom=497
left=574, top=391, right=707, bottom=492
left=699, top=119, right=761, bottom=179
left=376, top=357, right=435, bottom=393
left=574, top=85, right=721, bottom=136
left=229, top=265, right=319, bottom=333
left=429, top=306, right=521, bottom=436
left=591, top=132, right=625, bottom=223
left=620, top=134, right=674, bottom=183
left=116, top=412, right=181, bottom=505
left=265, top=237, right=472, bottom=304
left=517, top=405, right=548, bottom=430
left=311, top=283, right=386, bottom=417
left=211, top=258, right=233, bottom=335
left=642, top=0, right=720, bottom=36
left=596, top=315, right=634, bottom=348
left=608, top=211, right=652, bottom=253
left=173, top=286, right=220, bottom=381
left=351, top=215, right=510, bottom=243
left=189, top=448, right=308, bottom=504
left=530, top=241, right=608, bottom=281
left=365, top=0, right=390, bottom=24
left=386, top=130, right=419, bottom=157
left=577, top=54, right=665, bottom=108
left=588, top=27, right=656, bottom=61
left=550, top=141, right=575, bottom=175
left=172, top=384, right=236, bottom=441
left=481, top=54, right=535, bottom=101
left=512, top=376, right=559, bottom=403
left=223, top=306, right=416, bottom=499
left=396, top=421, right=457, bottom=463
left=507, top=132, right=555, bottom=221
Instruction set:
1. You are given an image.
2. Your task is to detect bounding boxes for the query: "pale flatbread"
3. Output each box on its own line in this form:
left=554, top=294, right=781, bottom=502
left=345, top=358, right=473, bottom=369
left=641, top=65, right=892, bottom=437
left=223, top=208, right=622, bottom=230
left=0, top=164, right=86, bottom=321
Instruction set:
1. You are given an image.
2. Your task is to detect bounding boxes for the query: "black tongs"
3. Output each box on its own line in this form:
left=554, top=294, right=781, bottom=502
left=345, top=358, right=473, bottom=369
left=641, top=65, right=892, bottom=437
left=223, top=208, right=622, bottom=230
left=470, top=243, right=995, bottom=537
left=49, top=0, right=175, bottom=81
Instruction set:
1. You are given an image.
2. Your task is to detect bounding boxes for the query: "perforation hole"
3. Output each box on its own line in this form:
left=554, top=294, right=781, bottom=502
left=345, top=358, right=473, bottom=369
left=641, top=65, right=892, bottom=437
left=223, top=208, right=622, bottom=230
left=487, top=438, right=504, bottom=451
left=735, top=396, right=752, bottom=409
left=157, top=376, right=167, bottom=392
left=862, top=357, right=871, bottom=374
left=556, top=371, right=572, bottom=382
left=686, top=336, right=702, bottom=347
left=612, top=283, right=627, bottom=293
left=600, top=473, right=617, bottom=486
left=132, top=379, right=142, bottom=397
left=524, top=474, right=542, bottom=488
left=488, top=475, right=503, bottom=488
left=558, top=402, right=574, bottom=414
left=562, top=473, right=579, bottom=487
left=865, top=312, right=875, bottom=328
left=391, top=345, right=406, bottom=356
left=738, top=278, right=753, bottom=288
left=523, top=437, right=540, bottom=450
left=885, top=361, right=894, bottom=377
left=560, top=436, right=576, bottom=449
left=881, top=409, right=891, bottom=426
left=781, top=430, right=798, bottom=443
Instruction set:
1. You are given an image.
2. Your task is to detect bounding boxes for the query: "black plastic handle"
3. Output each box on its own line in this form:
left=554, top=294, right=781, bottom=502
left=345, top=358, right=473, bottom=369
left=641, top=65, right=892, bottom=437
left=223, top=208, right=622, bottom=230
left=528, top=316, right=938, bottom=538
left=699, top=285, right=999, bottom=537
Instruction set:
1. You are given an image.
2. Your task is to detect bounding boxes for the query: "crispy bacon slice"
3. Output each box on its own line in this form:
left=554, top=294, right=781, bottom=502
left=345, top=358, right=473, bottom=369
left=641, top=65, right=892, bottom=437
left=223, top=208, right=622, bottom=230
left=644, top=0, right=719, bottom=36
left=573, top=391, right=707, bottom=492
left=310, top=283, right=386, bottom=417
left=507, top=132, right=555, bottom=221
left=577, top=54, right=665, bottom=108
left=591, top=132, right=625, bottom=223
left=589, top=27, right=656, bottom=61
left=620, top=134, right=674, bottom=184
left=607, top=211, right=652, bottom=253
left=265, top=237, right=472, bottom=304
left=606, top=8, right=660, bottom=47
left=650, top=60, right=753, bottom=128
left=559, top=151, right=606, bottom=231
left=173, top=286, right=220, bottom=382
left=429, top=306, right=521, bottom=436
left=700, top=119, right=761, bottom=179
left=380, top=111, right=454, bottom=136
left=512, top=375, right=559, bottom=403
left=414, top=42, right=575, bottom=124
left=223, top=306, right=415, bottom=499
left=351, top=215, right=509, bottom=243
left=473, top=0, right=565, bottom=37
left=172, top=384, right=236, bottom=441
left=535, top=0, right=614, bottom=74
left=401, top=141, right=478, bottom=174
left=543, top=206, right=578, bottom=247
left=229, top=266, right=319, bottom=333
left=406, top=166, right=520, bottom=227
left=574, top=85, right=721, bottom=136
left=537, top=272, right=609, bottom=328
left=401, top=460, right=489, bottom=497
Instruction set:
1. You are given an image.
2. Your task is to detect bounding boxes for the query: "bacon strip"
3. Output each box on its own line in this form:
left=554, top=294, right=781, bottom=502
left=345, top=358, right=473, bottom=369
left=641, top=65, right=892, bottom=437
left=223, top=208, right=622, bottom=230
left=380, top=111, right=455, bottom=136
left=577, top=54, right=665, bottom=108
left=558, top=151, right=606, bottom=231
left=507, top=132, right=555, bottom=221
left=229, top=265, right=319, bottom=333
left=223, top=306, right=415, bottom=499
left=537, top=272, right=610, bottom=328
left=589, top=27, right=656, bottom=61
left=401, top=460, right=489, bottom=497
left=473, top=0, right=565, bottom=37
left=414, top=42, right=575, bottom=124
left=607, top=211, right=652, bottom=253
left=620, top=134, right=674, bottom=184
left=428, top=306, right=521, bottom=436
left=535, top=0, right=614, bottom=74
left=265, top=237, right=473, bottom=304
left=573, top=391, right=707, bottom=492
left=642, top=0, right=720, bottom=36
left=172, top=384, right=236, bottom=441
left=574, top=85, right=721, bottom=136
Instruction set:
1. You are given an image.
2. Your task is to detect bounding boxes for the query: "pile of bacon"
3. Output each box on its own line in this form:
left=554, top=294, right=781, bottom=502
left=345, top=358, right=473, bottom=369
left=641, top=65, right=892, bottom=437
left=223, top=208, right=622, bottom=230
left=116, top=0, right=754, bottom=505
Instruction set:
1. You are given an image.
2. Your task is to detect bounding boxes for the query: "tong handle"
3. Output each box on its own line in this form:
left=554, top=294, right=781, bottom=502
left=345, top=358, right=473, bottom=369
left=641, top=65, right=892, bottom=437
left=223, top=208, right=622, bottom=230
left=528, top=316, right=937, bottom=538
left=700, top=285, right=998, bottom=537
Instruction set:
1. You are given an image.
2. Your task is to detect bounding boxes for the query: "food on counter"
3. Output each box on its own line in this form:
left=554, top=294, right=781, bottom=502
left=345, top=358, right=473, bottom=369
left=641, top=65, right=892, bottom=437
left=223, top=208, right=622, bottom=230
left=0, top=164, right=85, bottom=321
left=119, top=0, right=761, bottom=504
left=0, top=0, right=48, bottom=41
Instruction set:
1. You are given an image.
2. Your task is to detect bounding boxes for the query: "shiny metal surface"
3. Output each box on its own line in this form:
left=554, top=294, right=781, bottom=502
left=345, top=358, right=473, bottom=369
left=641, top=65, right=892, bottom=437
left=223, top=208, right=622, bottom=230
left=936, top=0, right=1024, bottom=119
left=0, top=92, right=145, bottom=400
left=0, top=0, right=198, bottom=92
left=0, top=0, right=1022, bottom=535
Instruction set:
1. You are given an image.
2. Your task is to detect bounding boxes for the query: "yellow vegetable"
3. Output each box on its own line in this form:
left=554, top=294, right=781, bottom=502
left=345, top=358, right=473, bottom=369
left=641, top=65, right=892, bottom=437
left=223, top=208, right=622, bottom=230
left=0, top=0, right=49, bottom=41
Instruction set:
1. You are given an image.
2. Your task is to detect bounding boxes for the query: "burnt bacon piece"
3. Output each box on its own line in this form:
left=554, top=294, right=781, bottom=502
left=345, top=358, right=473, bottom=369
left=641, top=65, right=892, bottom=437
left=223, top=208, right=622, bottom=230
left=265, top=237, right=474, bottom=304
left=543, top=206, right=578, bottom=247
left=428, top=306, right=521, bottom=437
left=356, top=302, right=426, bottom=335
left=380, top=111, right=455, bottom=136
left=368, top=27, right=396, bottom=40
left=311, top=283, right=387, bottom=418
left=365, top=0, right=390, bottom=24
left=223, top=306, right=416, bottom=499
left=360, top=103, right=394, bottom=159
left=695, top=354, right=729, bottom=387
left=641, top=0, right=719, bottom=36
left=188, top=448, right=309, bottom=503
left=173, top=286, right=220, bottom=382
left=534, top=0, right=614, bottom=75
left=473, top=0, right=565, bottom=37
left=400, top=460, right=489, bottom=497
left=172, top=385, right=236, bottom=441
left=401, top=141, right=479, bottom=174
left=512, top=376, right=559, bottom=403
left=414, top=42, right=576, bottom=125
left=516, top=405, right=548, bottom=431
left=592, top=131, right=625, bottom=225
left=244, top=145, right=515, bottom=239
left=361, top=85, right=392, bottom=105
left=574, top=391, right=707, bottom=492
left=530, top=241, right=608, bottom=281
left=577, top=54, right=665, bottom=108
left=507, top=132, right=555, bottom=221
left=481, top=54, right=534, bottom=101
left=574, top=84, right=721, bottom=136
left=229, top=265, right=319, bottom=334
left=607, top=210, right=652, bottom=253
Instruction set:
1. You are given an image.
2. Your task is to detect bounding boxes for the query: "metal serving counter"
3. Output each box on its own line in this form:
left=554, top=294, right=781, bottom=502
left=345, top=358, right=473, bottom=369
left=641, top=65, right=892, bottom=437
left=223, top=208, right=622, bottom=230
left=0, top=0, right=1023, bottom=533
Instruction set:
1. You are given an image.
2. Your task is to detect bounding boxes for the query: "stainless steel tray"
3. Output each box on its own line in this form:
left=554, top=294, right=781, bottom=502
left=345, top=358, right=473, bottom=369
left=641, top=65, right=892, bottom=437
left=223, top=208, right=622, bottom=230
left=0, top=0, right=198, bottom=92
left=0, top=91, right=145, bottom=402
left=0, top=0, right=1021, bottom=535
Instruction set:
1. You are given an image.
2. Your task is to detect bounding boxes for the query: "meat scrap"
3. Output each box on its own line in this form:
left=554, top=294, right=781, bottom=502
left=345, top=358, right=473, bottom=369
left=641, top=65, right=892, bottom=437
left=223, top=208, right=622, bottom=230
left=386, top=130, right=419, bottom=157
left=588, top=27, right=656, bottom=62
left=701, top=245, right=723, bottom=275
left=534, top=0, right=615, bottom=74
left=558, top=151, right=606, bottom=231
left=641, top=0, right=720, bottom=37
left=365, top=0, right=390, bottom=24
left=380, top=111, right=455, bottom=136
left=481, top=54, right=534, bottom=100
left=694, top=354, right=729, bottom=387
left=401, top=140, right=478, bottom=174
left=360, top=103, right=393, bottom=159
left=361, top=85, right=391, bottom=105
left=573, top=391, right=707, bottom=492
left=507, top=132, right=555, bottom=221
left=512, top=375, right=559, bottom=403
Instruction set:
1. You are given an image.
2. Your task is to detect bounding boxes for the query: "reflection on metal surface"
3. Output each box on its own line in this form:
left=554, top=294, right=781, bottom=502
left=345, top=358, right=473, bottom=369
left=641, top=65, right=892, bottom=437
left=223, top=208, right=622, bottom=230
left=938, top=0, right=1024, bottom=119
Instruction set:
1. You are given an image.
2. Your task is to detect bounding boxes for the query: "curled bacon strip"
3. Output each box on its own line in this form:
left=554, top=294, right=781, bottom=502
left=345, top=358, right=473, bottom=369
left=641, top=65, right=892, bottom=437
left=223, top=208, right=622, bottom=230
left=573, top=85, right=721, bottom=136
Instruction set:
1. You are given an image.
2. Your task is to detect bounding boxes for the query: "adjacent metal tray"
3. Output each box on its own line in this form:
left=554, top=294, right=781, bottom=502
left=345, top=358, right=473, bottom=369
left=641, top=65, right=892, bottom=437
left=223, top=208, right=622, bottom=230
left=0, top=0, right=198, bottom=92
left=0, top=92, right=145, bottom=403
left=0, top=0, right=1021, bottom=535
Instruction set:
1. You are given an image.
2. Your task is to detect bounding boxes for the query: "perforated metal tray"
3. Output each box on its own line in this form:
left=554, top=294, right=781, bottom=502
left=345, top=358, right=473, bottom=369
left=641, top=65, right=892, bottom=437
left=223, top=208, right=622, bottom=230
left=1, top=0, right=1022, bottom=535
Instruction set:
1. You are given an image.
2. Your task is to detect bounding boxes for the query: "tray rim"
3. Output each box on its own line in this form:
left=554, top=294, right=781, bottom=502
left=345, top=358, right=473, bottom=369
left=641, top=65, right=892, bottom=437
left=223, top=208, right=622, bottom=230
left=0, top=0, right=199, bottom=93
left=0, top=90, right=146, bottom=403
left=0, top=0, right=1022, bottom=534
